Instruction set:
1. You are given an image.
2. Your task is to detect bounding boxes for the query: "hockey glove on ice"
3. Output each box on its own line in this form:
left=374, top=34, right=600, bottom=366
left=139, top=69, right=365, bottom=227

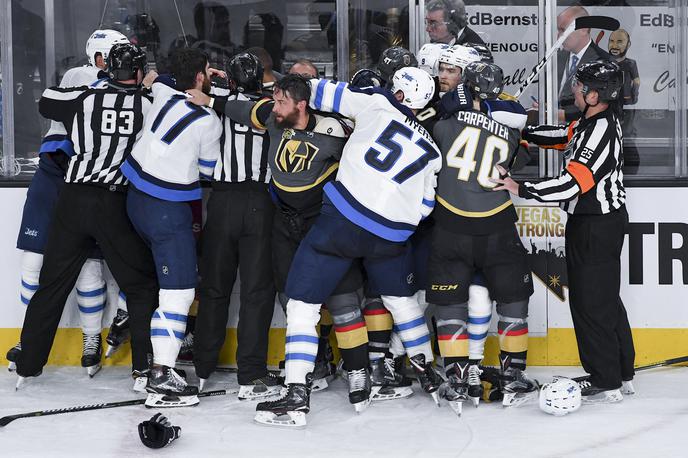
left=138, top=413, right=181, bottom=449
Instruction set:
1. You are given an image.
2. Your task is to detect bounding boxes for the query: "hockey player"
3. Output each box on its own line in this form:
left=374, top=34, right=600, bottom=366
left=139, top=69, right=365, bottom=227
left=120, top=47, right=222, bottom=408
left=377, top=46, right=418, bottom=88
left=189, top=52, right=280, bottom=400
left=187, top=74, right=369, bottom=406
left=427, top=62, right=536, bottom=414
left=8, top=29, right=129, bottom=377
left=250, top=68, right=443, bottom=427
left=436, top=45, right=480, bottom=94
left=16, top=43, right=158, bottom=389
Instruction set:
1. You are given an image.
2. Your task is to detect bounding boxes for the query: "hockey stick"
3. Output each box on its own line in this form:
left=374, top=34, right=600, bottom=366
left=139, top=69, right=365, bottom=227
left=513, top=15, right=620, bottom=100
left=0, top=389, right=231, bottom=427
left=572, top=355, right=688, bottom=383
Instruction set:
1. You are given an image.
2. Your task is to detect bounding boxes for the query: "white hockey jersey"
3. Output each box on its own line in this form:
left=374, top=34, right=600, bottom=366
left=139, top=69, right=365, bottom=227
left=309, top=79, right=441, bottom=242
left=417, top=43, right=451, bottom=76
left=40, top=65, right=107, bottom=157
left=121, top=81, right=222, bottom=201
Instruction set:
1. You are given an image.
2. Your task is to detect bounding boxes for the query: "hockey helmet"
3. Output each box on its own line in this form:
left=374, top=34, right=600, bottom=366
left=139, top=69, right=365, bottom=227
left=350, top=68, right=383, bottom=89
left=107, top=43, right=147, bottom=81
left=465, top=42, right=494, bottom=63
left=86, top=29, right=130, bottom=68
left=228, top=52, right=264, bottom=93
left=462, top=61, right=504, bottom=100
left=425, top=0, right=468, bottom=36
left=539, top=377, right=582, bottom=416
left=438, top=45, right=481, bottom=70
left=417, top=43, right=451, bottom=76
left=390, top=67, right=436, bottom=109
left=573, top=59, right=623, bottom=102
left=378, top=46, right=418, bottom=84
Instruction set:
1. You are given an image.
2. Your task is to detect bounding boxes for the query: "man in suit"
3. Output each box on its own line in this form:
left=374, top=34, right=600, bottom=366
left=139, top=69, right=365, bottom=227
left=425, top=0, right=485, bottom=46
left=557, top=6, right=611, bottom=122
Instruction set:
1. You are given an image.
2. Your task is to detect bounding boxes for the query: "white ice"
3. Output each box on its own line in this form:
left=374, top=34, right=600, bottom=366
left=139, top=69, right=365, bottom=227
left=1, top=366, right=687, bottom=457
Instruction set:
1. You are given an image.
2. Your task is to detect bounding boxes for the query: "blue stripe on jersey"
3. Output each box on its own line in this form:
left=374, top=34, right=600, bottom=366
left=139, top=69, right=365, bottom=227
left=152, top=311, right=188, bottom=323
left=422, top=198, right=434, bottom=208
left=286, top=335, right=320, bottom=344
left=21, top=280, right=39, bottom=291
left=90, top=77, right=109, bottom=87
left=21, top=295, right=30, bottom=305
left=333, top=82, right=346, bottom=112
left=151, top=328, right=185, bottom=340
left=121, top=158, right=201, bottom=202
left=285, top=352, right=317, bottom=363
left=78, top=303, right=105, bottom=313
left=198, top=158, right=217, bottom=168
left=469, top=331, right=489, bottom=340
left=118, top=291, right=126, bottom=300
left=393, top=316, right=426, bottom=332
left=468, top=315, right=491, bottom=325
left=402, top=334, right=430, bottom=348
left=323, top=182, right=415, bottom=242
left=314, top=80, right=327, bottom=110
left=77, top=286, right=106, bottom=297
left=40, top=135, right=75, bottom=156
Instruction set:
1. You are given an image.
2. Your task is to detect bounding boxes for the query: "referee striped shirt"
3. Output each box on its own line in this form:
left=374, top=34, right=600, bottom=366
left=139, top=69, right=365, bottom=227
left=520, top=109, right=625, bottom=215
left=38, top=82, right=152, bottom=187
left=211, top=88, right=270, bottom=183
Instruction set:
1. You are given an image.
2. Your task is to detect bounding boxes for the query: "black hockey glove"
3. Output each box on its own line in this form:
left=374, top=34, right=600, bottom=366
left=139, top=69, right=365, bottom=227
left=436, top=83, right=474, bottom=119
left=138, top=413, right=181, bottom=449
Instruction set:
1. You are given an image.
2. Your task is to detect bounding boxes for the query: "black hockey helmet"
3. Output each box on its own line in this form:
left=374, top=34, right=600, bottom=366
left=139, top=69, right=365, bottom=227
left=377, top=47, right=418, bottom=84
left=350, top=68, right=383, bottom=89
left=107, top=43, right=147, bottom=81
left=426, top=0, right=468, bottom=36
left=465, top=42, right=493, bottom=64
left=463, top=61, right=504, bottom=100
left=573, top=59, right=623, bottom=102
left=228, top=52, right=264, bottom=93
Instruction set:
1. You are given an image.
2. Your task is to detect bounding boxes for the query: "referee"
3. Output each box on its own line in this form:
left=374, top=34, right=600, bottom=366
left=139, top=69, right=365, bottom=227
left=493, top=60, right=635, bottom=403
left=16, top=44, right=159, bottom=385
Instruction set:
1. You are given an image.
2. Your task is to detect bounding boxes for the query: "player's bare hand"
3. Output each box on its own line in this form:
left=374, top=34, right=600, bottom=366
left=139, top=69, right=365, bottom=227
left=142, top=70, right=159, bottom=89
left=490, top=164, right=520, bottom=195
left=208, top=68, right=227, bottom=79
left=186, top=89, right=211, bottom=107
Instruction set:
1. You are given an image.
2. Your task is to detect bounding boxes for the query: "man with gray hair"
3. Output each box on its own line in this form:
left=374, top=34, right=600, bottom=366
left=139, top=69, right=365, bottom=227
left=425, top=0, right=484, bottom=46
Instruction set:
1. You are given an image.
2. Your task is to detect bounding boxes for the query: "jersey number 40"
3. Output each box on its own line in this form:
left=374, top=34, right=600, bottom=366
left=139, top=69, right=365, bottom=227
left=446, top=126, right=509, bottom=188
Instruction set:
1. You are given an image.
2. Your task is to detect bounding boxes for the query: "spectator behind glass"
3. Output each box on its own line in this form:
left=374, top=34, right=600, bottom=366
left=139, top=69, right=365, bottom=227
left=288, top=59, right=319, bottom=79
left=424, top=0, right=484, bottom=46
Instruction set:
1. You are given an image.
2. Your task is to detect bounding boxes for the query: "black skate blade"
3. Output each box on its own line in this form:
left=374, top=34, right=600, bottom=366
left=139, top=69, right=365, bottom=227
left=145, top=393, right=199, bottom=408
left=254, top=411, right=307, bottom=429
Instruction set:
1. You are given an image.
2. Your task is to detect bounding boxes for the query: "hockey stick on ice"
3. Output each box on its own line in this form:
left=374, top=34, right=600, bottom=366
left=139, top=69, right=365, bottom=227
left=572, top=355, right=688, bottom=383
left=513, top=15, right=620, bottom=100
left=0, top=389, right=234, bottom=427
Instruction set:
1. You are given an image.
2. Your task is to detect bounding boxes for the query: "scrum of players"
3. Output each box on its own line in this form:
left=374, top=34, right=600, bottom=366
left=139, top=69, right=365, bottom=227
left=9, top=0, right=548, bottom=428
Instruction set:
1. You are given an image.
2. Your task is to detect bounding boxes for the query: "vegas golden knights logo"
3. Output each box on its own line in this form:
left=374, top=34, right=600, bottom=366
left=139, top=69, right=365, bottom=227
left=275, top=130, right=320, bottom=173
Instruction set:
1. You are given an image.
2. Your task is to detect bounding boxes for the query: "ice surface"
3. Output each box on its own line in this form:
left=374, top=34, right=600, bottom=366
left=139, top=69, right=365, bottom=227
left=1, top=366, right=687, bottom=457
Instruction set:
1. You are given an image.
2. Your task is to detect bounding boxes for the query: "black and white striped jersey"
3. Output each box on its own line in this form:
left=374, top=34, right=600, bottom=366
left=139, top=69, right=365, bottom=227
left=521, top=109, right=625, bottom=215
left=38, top=81, right=152, bottom=186
left=211, top=88, right=270, bottom=183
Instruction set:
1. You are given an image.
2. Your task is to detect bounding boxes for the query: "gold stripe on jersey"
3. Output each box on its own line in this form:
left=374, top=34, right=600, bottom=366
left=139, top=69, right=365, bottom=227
left=271, top=163, right=339, bottom=192
left=250, top=98, right=271, bottom=129
left=437, top=195, right=513, bottom=217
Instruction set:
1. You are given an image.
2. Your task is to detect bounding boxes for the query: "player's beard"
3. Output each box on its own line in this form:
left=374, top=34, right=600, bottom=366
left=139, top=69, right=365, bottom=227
left=609, top=47, right=627, bottom=59
left=201, top=75, right=212, bottom=95
left=274, top=107, right=299, bottom=129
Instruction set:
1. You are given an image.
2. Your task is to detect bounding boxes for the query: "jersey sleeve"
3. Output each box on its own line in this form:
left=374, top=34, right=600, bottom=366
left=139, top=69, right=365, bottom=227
left=219, top=98, right=272, bottom=130
left=421, top=149, right=441, bottom=219
left=38, top=86, right=87, bottom=123
left=309, top=78, right=373, bottom=120
left=522, top=121, right=577, bottom=150
left=198, top=114, right=223, bottom=179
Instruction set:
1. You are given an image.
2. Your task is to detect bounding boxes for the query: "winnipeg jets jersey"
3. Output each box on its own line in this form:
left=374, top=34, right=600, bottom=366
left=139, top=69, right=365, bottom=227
left=417, top=43, right=451, bottom=76
left=121, top=81, right=222, bottom=201
left=309, top=79, right=441, bottom=242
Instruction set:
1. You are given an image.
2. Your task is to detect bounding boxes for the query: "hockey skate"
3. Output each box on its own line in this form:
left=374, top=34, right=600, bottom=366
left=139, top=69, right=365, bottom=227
left=370, top=357, right=413, bottom=401
left=254, top=376, right=312, bottom=429
left=6, top=342, right=20, bottom=372
left=408, top=354, right=443, bottom=406
left=145, top=365, right=199, bottom=408
left=81, top=333, right=102, bottom=377
left=238, top=372, right=283, bottom=401
left=467, top=364, right=483, bottom=407
left=347, top=368, right=372, bottom=413
left=105, top=309, right=130, bottom=358
left=621, top=380, right=635, bottom=395
left=175, top=332, right=194, bottom=366
left=15, top=369, right=42, bottom=391
left=500, top=357, right=539, bottom=407
left=578, top=380, right=623, bottom=404
left=132, top=369, right=150, bottom=393
left=440, top=362, right=469, bottom=416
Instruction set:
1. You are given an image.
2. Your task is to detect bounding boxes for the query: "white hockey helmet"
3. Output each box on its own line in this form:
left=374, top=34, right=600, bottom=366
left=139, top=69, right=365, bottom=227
left=417, top=43, right=451, bottom=76
left=86, top=29, right=130, bottom=67
left=539, top=377, right=582, bottom=416
left=438, top=45, right=481, bottom=71
left=391, top=67, right=436, bottom=110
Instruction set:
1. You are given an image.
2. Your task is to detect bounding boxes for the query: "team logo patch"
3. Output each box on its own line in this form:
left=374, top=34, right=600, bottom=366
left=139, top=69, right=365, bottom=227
left=162, top=266, right=169, bottom=275
left=406, top=273, right=415, bottom=285
left=275, top=137, right=320, bottom=174
left=24, top=227, right=38, bottom=237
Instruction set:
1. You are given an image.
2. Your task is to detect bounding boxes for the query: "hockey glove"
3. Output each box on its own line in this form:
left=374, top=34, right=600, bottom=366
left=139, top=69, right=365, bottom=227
left=138, top=413, right=181, bottom=449
left=436, top=83, right=474, bottom=119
